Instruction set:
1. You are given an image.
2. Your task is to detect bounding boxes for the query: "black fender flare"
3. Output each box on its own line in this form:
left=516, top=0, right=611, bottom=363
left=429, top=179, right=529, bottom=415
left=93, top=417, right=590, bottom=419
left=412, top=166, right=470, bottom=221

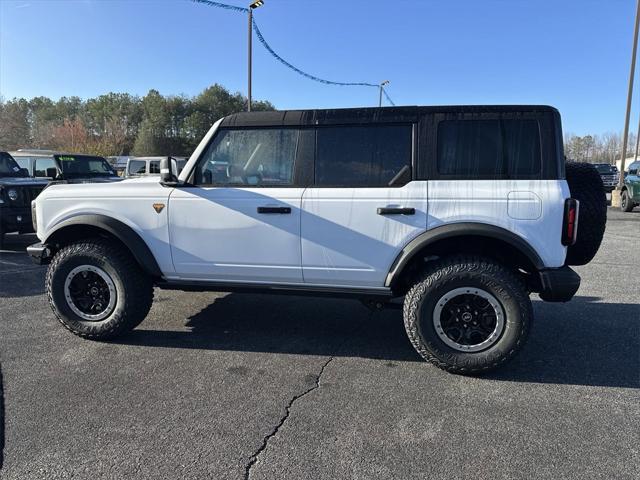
left=385, top=222, right=545, bottom=288
left=44, top=214, right=162, bottom=278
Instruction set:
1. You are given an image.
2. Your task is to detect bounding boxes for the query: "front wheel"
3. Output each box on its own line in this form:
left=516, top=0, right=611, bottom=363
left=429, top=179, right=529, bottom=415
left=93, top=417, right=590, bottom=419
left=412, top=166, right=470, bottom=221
left=403, top=256, right=532, bottom=375
left=46, top=239, right=154, bottom=340
left=621, top=190, right=634, bottom=212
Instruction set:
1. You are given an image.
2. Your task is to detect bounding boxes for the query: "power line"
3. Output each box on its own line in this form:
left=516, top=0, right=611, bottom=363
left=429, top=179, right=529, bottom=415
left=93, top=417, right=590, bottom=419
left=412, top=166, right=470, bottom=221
left=190, top=0, right=396, bottom=105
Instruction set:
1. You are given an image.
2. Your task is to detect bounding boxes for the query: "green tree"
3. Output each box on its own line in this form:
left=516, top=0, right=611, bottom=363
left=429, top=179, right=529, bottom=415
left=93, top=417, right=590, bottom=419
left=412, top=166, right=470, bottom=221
left=0, top=98, right=31, bottom=150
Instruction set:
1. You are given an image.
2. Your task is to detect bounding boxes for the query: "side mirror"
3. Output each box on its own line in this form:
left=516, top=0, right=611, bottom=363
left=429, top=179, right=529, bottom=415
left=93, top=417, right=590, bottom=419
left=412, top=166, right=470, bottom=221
left=46, top=167, right=58, bottom=178
left=160, top=157, right=178, bottom=185
left=20, top=168, right=29, bottom=177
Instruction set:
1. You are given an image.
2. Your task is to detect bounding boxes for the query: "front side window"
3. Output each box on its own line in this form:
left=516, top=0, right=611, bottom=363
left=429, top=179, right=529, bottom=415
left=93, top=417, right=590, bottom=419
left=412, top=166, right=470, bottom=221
left=195, top=128, right=299, bottom=186
left=0, top=152, right=27, bottom=177
left=315, top=125, right=412, bottom=187
left=437, top=119, right=541, bottom=179
left=149, top=161, right=160, bottom=174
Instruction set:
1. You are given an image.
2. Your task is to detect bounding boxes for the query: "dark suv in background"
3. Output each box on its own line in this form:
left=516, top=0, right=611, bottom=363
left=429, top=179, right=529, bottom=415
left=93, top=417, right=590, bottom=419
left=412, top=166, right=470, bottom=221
left=0, top=152, right=48, bottom=248
left=593, top=163, right=619, bottom=192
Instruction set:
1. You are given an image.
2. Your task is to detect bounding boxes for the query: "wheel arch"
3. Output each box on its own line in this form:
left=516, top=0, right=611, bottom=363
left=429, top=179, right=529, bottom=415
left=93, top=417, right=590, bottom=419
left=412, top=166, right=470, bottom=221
left=44, top=214, right=162, bottom=278
left=385, top=223, right=545, bottom=292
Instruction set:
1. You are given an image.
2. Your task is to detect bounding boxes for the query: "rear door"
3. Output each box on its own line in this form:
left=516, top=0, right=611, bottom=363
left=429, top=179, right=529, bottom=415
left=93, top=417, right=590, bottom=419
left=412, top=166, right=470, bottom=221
left=169, top=127, right=310, bottom=283
left=301, top=124, right=428, bottom=288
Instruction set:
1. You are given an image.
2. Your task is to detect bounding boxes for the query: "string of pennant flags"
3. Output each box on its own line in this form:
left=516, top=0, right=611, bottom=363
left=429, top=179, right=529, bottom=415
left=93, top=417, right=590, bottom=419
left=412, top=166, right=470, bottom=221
left=191, top=0, right=396, bottom=105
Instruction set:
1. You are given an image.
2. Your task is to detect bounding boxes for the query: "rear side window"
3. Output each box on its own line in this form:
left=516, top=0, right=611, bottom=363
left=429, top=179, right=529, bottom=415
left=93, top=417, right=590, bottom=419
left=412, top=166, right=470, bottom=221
left=315, top=125, right=412, bottom=187
left=437, top=119, right=541, bottom=179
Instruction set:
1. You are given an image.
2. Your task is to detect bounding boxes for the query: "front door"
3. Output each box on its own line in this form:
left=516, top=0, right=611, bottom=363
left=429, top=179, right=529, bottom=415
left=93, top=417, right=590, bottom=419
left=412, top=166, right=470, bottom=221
left=169, top=127, right=306, bottom=283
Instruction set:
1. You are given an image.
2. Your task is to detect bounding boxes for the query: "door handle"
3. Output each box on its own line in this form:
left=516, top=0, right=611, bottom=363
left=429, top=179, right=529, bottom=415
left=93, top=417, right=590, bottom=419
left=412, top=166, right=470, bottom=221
left=377, top=207, right=416, bottom=215
left=257, top=206, right=291, bottom=214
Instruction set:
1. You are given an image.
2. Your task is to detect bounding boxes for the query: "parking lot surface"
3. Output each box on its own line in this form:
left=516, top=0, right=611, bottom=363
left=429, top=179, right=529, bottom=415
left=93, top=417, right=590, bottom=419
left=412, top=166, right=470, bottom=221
left=0, top=208, right=638, bottom=479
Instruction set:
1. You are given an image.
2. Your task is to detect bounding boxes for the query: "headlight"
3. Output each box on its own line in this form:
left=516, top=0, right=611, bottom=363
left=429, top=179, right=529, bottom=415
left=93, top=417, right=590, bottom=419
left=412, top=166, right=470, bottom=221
left=7, top=189, right=18, bottom=201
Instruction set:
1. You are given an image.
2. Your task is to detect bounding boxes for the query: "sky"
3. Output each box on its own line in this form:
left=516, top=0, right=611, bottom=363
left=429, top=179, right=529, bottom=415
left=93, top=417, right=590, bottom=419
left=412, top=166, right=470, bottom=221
left=0, top=0, right=638, bottom=136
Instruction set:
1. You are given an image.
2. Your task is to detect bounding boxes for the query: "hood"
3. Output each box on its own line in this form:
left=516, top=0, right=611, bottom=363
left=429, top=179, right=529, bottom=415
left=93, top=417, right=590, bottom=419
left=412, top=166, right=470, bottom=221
left=0, top=177, right=49, bottom=187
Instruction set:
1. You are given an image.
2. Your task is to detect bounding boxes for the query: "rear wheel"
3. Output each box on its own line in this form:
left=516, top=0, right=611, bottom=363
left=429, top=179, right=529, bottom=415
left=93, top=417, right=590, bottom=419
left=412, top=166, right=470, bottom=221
left=46, top=239, right=154, bottom=339
left=621, top=190, right=634, bottom=212
left=403, top=256, right=532, bottom=374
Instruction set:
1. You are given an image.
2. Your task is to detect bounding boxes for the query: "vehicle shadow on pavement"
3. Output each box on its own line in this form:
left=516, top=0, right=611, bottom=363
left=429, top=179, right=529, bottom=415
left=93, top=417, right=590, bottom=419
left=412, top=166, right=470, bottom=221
left=0, top=234, right=46, bottom=298
left=0, top=361, right=4, bottom=470
left=488, top=296, right=640, bottom=388
left=122, top=294, right=639, bottom=389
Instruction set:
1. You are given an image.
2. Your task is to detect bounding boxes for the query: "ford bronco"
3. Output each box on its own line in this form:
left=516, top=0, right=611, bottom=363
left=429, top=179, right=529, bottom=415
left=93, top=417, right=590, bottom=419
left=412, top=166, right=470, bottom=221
left=27, top=106, right=607, bottom=374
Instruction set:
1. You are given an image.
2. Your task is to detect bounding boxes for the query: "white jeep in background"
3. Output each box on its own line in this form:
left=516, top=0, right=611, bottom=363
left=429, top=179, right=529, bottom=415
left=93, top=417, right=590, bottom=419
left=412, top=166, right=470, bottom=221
left=27, top=106, right=606, bottom=374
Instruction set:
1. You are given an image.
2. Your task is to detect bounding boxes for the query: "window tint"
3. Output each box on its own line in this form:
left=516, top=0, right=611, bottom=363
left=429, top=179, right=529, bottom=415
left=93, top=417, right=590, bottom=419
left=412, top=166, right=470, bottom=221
left=196, top=128, right=299, bottom=186
left=14, top=157, right=30, bottom=170
left=128, top=160, right=146, bottom=175
left=437, top=119, right=541, bottom=178
left=34, top=158, right=57, bottom=177
left=315, top=125, right=412, bottom=187
left=149, top=161, right=160, bottom=174
left=629, top=163, right=639, bottom=175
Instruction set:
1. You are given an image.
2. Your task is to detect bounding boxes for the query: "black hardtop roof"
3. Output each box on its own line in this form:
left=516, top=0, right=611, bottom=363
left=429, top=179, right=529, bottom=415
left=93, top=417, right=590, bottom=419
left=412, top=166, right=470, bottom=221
left=220, top=105, right=559, bottom=128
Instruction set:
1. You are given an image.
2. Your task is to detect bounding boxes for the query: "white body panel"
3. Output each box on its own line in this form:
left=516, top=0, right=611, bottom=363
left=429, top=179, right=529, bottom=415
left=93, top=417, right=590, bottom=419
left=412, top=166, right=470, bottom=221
left=301, top=182, right=428, bottom=287
left=168, top=187, right=305, bottom=283
left=35, top=177, right=176, bottom=275
left=427, top=180, right=570, bottom=268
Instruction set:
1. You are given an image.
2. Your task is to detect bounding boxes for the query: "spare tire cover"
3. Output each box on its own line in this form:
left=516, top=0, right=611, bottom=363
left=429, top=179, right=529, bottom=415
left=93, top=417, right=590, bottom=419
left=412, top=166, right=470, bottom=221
left=564, top=162, right=607, bottom=266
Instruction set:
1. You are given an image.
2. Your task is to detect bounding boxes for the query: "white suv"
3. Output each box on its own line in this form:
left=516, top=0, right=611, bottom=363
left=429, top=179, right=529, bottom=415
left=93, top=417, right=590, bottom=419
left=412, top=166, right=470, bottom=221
left=27, top=106, right=606, bottom=374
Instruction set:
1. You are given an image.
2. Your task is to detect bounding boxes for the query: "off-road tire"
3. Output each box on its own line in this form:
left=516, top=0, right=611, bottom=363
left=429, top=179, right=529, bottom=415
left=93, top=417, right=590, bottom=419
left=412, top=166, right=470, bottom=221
left=46, top=238, right=154, bottom=339
left=621, top=189, right=635, bottom=212
left=403, top=256, right=532, bottom=375
left=564, top=162, right=607, bottom=266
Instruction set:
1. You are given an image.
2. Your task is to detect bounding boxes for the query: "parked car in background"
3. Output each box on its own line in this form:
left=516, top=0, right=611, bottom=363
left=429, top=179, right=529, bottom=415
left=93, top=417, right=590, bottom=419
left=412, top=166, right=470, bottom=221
left=10, top=149, right=59, bottom=179
left=52, top=154, right=121, bottom=183
left=11, top=150, right=121, bottom=184
left=125, top=156, right=187, bottom=178
left=0, top=152, right=49, bottom=248
left=621, top=160, right=640, bottom=212
left=106, top=156, right=130, bottom=176
left=593, top=163, right=619, bottom=192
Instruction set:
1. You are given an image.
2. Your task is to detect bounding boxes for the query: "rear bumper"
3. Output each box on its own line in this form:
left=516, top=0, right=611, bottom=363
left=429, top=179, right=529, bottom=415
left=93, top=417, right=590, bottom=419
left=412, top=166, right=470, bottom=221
left=27, top=242, right=52, bottom=265
left=537, top=266, right=581, bottom=302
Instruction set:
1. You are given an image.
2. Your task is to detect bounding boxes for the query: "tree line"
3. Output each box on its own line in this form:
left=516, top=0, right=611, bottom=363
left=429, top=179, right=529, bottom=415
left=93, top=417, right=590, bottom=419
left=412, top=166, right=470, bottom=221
left=0, top=84, right=274, bottom=157
left=564, top=132, right=638, bottom=164
left=1, top=87, right=637, bottom=164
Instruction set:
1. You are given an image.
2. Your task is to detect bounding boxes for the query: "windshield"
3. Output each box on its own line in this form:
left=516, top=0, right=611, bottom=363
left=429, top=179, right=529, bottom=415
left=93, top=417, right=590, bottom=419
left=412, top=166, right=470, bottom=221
left=595, top=164, right=616, bottom=173
left=0, top=152, right=27, bottom=177
left=54, top=154, right=116, bottom=177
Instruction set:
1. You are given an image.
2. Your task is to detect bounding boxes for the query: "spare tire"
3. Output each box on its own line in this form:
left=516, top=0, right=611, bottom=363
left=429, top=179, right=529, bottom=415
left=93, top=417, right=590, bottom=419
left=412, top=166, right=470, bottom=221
left=564, top=162, right=607, bottom=265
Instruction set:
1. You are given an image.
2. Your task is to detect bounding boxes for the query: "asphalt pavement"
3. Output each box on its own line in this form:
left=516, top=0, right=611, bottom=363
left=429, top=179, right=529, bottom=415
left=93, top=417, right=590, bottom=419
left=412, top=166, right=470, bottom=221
left=0, top=208, right=638, bottom=479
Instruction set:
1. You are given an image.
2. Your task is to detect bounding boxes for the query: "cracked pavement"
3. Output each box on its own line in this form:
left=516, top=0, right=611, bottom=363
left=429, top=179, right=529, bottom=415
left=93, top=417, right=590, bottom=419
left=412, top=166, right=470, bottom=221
left=0, top=208, right=639, bottom=479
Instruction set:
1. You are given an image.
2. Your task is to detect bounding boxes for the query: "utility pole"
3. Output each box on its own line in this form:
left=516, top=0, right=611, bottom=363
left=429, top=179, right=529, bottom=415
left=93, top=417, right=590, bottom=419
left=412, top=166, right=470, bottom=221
left=635, top=112, right=640, bottom=160
left=248, top=1, right=264, bottom=112
left=379, top=80, right=390, bottom=107
left=614, top=0, right=640, bottom=206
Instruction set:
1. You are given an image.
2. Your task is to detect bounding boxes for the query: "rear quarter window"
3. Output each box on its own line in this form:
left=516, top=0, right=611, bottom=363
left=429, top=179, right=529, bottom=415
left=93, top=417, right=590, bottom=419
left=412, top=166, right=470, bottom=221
left=436, top=119, right=541, bottom=179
